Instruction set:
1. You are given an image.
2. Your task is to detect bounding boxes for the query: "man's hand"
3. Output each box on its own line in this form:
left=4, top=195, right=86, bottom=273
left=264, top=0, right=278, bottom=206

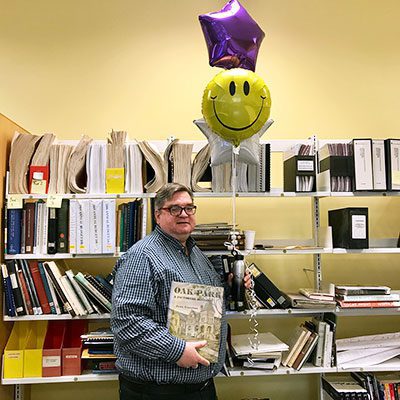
left=227, top=270, right=252, bottom=289
left=176, top=340, right=210, bottom=369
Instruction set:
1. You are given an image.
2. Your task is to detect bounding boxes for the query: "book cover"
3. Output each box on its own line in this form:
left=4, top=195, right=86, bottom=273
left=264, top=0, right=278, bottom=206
left=167, top=281, right=224, bottom=363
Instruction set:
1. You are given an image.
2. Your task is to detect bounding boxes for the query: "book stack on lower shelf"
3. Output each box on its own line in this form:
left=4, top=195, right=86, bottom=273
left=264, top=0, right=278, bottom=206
left=81, top=328, right=116, bottom=374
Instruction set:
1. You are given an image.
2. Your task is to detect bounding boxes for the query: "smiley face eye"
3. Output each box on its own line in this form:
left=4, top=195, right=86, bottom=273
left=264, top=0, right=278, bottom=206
left=243, top=81, right=250, bottom=96
left=229, top=81, right=236, bottom=96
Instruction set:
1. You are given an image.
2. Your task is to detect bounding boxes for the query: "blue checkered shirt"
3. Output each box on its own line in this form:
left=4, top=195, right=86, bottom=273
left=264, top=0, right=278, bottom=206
left=111, top=225, right=227, bottom=384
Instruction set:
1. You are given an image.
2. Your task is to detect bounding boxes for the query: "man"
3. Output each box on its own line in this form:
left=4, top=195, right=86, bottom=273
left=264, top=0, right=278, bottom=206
left=111, top=183, right=250, bottom=400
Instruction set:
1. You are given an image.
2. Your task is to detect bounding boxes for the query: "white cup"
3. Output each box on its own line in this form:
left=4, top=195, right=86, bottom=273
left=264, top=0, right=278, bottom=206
left=244, top=230, right=256, bottom=250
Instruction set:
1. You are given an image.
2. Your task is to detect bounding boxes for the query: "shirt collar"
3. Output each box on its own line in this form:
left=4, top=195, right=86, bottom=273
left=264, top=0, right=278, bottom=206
left=154, top=225, right=196, bottom=253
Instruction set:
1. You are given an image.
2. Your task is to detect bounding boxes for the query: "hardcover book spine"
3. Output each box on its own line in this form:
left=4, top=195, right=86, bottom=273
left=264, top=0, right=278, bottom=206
left=38, top=261, right=56, bottom=314
left=47, top=206, right=57, bottom=254
left=56, top=199, right=69, bottom=253
left=5, top=260, right=25, bottom=315
left=102, top=199, right=116, bottom=254
left=24, top=202, right=36, bottom=254
left=1, top=264, right=16, bottom=316
left=7, top=208, right=22, bottom=254
left=28, top=260, right=51, bottom=314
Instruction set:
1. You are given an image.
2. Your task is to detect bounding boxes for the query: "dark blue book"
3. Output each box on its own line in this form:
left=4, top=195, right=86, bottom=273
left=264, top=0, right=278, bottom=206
left=1, top=264, right=16, bottom=316
left=7, top=208, right=22, bottom=254
left=5, top=260, right=26, bottom=316
left=38, top=262, right=56, bottom=314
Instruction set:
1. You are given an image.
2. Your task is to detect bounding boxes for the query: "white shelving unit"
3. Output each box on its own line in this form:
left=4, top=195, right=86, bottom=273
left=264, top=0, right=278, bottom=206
left=2, top=138, right=399, bottom=400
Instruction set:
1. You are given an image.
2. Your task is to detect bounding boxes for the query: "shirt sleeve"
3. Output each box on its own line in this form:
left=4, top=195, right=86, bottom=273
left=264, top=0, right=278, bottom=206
left=111, top=250, right=186, bottom=363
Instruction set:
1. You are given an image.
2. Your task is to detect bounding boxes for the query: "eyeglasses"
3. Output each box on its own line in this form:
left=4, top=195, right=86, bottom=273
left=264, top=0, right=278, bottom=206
left=159, top=205, right=197, bottom=216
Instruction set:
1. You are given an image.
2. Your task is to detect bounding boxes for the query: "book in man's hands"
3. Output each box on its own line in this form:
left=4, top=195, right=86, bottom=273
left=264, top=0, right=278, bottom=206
left=167, top=281, right=224, bottom=363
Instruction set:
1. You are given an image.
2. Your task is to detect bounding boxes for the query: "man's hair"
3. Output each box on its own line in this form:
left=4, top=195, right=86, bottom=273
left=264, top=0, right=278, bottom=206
left=154, top=183, right=194, bottom=210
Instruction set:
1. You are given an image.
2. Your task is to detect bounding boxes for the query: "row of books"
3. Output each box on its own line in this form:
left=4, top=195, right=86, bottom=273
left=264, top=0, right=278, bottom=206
left=1, top=260, right=113, bottom=317
left=284, top=138, right=400, bottom=193
left=322, top=372, right=400, bottom=400
left=282, top=315, right=337, bottom=371
left=6, top=198, right=143, bottom=255
left=318, top=139, right=400, bottom=192
left=8, top=131, right=273, bottom=195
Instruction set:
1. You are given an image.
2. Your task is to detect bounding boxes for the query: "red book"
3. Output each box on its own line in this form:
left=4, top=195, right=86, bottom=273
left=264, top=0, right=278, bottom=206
left=24, top=202, right=36, bottom=254
left=29, top=165, right=49, bottom=194
left=16, top=268, right=34, bottom=315
left=28, top=260, right=51, bottom=314
left=338, top=300, right=400, bottom=308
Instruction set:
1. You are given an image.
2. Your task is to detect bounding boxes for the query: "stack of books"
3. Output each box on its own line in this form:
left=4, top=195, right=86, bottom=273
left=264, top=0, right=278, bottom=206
left=230, top=332, right=288, bottom=371
left=283, top=315, right=337, bottom=370
left=283, top=288, right=336, bottom=309
left=192, top=223, right=244, bottom=250
left=81, top=328, right=116, bottom=374
left=335, top=285, right=400, bottom=308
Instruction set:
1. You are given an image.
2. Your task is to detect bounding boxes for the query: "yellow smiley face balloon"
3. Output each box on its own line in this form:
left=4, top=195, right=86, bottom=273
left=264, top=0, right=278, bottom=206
left=202, top=68, right=271, bottom=147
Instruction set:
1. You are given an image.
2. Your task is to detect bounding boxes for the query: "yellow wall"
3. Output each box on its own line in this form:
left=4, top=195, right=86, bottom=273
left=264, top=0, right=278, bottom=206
left=0, top=114, right=30, bottom=400
left=0, top=1, right=400, bottom=400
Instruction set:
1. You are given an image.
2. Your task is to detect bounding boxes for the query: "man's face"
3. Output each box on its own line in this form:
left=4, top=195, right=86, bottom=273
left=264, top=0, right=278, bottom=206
left=155, top=191, right=196, bottom=243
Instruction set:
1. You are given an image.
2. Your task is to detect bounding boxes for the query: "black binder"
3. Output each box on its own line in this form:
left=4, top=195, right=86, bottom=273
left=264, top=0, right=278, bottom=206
left=283, top=155, right=316, bottom=192
left=328, top=207, right=369, bottom=249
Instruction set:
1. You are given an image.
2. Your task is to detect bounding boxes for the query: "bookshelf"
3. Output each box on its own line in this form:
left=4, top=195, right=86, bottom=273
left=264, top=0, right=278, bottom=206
left=1, top=135, right=399, bottom=400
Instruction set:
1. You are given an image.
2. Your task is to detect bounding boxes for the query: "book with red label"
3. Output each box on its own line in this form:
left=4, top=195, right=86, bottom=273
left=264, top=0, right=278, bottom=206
left=28, top=260, right=51, bottom=314
left=29, top=165, right=49, bottom=194
left=337, top=300, right=400, bottom=308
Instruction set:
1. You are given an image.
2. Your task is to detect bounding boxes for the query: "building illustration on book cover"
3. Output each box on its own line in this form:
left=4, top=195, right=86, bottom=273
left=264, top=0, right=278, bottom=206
left=167, top=281, right=224, bottom=363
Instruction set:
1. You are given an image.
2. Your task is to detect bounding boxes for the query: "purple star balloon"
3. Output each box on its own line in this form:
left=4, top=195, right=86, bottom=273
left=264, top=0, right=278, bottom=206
left=199, top=0, right=265, bottom=71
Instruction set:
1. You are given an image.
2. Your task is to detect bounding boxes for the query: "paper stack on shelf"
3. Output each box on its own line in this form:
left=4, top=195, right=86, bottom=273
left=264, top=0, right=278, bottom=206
left=230, top=332, right=288, bottom=370
left=8, top=132, right=42, bottom=194
left=191, top=144, right=211, bottom=192
left=125, top=142, right=143, bottom=193
left=67, top=135, right=93, bottom=194
left=48, top=144, right=74, bottom=194
left=29, top=133, right=56, bottom=194
left=336, top=331, right=400, bottom=369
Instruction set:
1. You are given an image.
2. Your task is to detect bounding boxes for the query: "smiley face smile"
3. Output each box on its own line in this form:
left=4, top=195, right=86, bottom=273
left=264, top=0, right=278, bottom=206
left=211, top=95, right=266, bottom=131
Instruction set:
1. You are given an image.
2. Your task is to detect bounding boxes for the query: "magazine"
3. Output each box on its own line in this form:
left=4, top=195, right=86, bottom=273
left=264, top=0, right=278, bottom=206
left=167, top=281, right=224, bottom=363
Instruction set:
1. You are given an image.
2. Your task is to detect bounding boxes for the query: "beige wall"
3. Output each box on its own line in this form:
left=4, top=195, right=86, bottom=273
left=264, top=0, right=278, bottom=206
left=0, top=1, right=400, bottom=400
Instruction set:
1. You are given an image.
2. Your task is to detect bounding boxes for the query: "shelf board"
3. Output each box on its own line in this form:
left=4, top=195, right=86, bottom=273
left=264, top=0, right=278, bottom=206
left=226, top=309, right=329, bottom=319
left=6, top=247, right=400, bottom=259
left=1, top=371, right=119, bottom=385
left=3, top=313, right=111, bottom=321
left=6, top=360, right=400, bottom=384
left=7, top=191, right=400, bottom=200
left=6, top=307, right=400, bottom=322
left=4, top=253, right=124, bottom=260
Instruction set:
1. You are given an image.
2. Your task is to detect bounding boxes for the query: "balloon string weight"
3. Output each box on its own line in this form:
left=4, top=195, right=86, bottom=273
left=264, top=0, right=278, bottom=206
left=228, top=146, right=260, bottom=365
